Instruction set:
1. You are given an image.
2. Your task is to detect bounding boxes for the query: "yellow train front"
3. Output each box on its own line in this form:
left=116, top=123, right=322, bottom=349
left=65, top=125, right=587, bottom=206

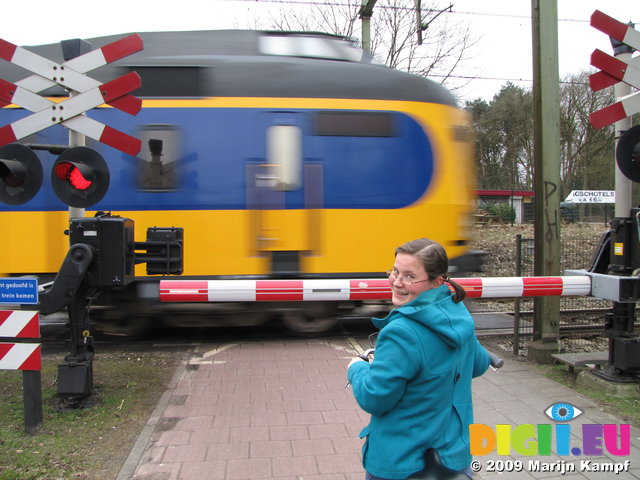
left=0, top=30, right=478, bottom=335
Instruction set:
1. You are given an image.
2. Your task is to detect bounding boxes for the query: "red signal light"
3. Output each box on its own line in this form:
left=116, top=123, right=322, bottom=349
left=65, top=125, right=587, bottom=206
left=51, top=147, right=109, bottom=208
left=54, top=162, right=92, bottom=190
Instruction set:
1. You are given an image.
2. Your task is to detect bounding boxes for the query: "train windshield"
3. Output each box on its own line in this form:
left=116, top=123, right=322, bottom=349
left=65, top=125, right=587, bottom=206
left=259, top=34, right=363, bottom=62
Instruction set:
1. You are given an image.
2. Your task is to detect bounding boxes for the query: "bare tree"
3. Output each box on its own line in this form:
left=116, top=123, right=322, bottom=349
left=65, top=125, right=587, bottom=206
left=559, top=71, right=614, bottom=196
left=265, top=0, right=476, bottom=93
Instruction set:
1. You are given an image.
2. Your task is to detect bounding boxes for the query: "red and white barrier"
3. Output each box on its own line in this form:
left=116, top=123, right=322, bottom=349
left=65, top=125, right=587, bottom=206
left=0, top=310, right=39, bottom=338
left=159, top=276, right=592, bottom=303
left=0, top=342, right=41, bottom=371
left=0, top=310, right=41, bottom=371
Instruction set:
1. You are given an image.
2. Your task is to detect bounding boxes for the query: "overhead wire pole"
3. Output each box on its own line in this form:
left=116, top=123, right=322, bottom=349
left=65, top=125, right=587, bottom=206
left=529, top=0, right=561, bottom=363
left=360, top=0, right=377, bottom=54
left=414, top=1, right=452, bottom=45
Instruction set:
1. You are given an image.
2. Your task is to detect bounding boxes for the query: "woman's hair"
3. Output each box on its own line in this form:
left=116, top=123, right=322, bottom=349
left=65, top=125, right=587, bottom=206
left=395, top=238, right=466, bottom=303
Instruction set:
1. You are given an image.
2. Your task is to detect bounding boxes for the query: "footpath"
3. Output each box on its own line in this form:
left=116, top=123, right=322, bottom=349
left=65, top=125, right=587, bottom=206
left=116, top=337, right=640, bottom=480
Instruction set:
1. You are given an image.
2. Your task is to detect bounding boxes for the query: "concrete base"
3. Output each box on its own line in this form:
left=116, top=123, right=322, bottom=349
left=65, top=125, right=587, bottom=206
left=576, top=371, right=640, bottom=398
left=527, top=340, right=559, bottom=364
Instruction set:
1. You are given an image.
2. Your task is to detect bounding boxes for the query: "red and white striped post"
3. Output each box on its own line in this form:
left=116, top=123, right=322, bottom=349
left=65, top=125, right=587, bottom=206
left=0, top=310, right=42, bottom=434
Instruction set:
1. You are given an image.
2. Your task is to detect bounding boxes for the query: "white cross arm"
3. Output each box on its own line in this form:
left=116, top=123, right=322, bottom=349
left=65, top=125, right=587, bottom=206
left=0, top=72, right=141, bottom=155
left=0, top=35, right=142, bottom=115
left=14, top=34, right=142, bottom=95
left=591, top=49, right=640, bottom=90
left=589, top=55, right=640, bottom=91
left=592, top=10, right=640, bottom=52
left=0, top=38, right=99, bottom=92
left=590, top=90, right=640, bottom=130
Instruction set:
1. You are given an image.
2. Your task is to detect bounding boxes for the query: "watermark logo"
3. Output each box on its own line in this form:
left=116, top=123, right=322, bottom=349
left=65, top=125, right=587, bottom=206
left=470, top=402, right=630, bottom=457
left=467, top=402, right=632, bottom=475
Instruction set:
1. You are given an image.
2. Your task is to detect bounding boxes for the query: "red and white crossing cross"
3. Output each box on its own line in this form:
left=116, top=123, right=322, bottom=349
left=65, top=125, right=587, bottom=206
left=0, top=34, right=143, bottom=156
left=0, top=34, right=143, bottom=114
left=0, top=72, right=141, bottom=155
left=589, top=10, right=640, bottom=130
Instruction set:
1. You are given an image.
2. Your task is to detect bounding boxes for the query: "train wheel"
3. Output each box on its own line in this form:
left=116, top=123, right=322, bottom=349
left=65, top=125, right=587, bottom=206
left=279, top=303, right=339, bottom=336
left=92, top=303, right=157, bottom=340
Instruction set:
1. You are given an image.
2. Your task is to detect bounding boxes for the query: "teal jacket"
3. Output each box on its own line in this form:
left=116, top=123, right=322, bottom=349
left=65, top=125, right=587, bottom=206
left=347, top=284, right=490, bottom=479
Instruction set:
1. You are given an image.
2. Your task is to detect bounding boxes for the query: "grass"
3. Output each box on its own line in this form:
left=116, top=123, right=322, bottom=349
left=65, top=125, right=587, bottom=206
left=0, top=349, right=186, bottom=480
left=537, top=363, right=640, bottom=428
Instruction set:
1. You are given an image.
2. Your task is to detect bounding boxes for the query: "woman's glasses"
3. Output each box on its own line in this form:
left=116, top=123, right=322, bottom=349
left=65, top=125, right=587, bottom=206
left=385, top=269, right=430, bottom=286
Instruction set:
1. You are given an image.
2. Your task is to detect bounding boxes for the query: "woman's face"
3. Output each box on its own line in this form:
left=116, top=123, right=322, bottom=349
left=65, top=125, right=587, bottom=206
left=389, top=253, right=442, bottom=307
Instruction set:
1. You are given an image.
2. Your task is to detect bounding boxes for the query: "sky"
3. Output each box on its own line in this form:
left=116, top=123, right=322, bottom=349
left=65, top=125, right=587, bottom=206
left=1, top=0, right=637, bottom=101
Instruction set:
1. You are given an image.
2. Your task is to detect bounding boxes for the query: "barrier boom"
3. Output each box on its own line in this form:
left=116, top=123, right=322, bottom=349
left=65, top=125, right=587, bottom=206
left=159, top=276, right=592, bottom=302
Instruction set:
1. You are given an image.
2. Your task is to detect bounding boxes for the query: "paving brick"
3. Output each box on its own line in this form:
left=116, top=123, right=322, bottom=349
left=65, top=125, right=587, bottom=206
left=250, top=411, right=287, bottom=426
left=162, top=443, right=208, bottom=463
left=226, top=457, right=273, bottom=479
left=317, top=453, right=363, bottom=474
left=206, top=442, right=249, bottom=461
left=272, top=455, right=319, bottom=476
left=286, top=410, right=325, bottom=425
left=331, top=437, right=364, bottom=454
left=308, top=423, right=349, bottom=439
left=229, top=425, right=270, bottom=442
left=250, top=439, right=292, bottom=458
left=156, top=429, right=191, bottom=446
left=322, top=409, right=362, bottom=424
left=190, top=427, right=230, bottom=444
left=179, top=460, right=226, bottom=479
left=291, top=438, right=336, bottom=456
left=269, top=424, right=309, bottom=441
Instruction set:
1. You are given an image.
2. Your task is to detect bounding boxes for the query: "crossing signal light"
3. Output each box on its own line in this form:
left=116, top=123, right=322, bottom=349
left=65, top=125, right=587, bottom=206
left=52, top=146, right=110, bottom=208
left=616, top=125, right=640, bottom=183
left=0, top=143, right=43, bottom=205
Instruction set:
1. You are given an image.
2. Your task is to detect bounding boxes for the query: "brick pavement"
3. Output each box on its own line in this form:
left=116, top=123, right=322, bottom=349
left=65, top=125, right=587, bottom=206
left=118, top=338, right=640, bottom=480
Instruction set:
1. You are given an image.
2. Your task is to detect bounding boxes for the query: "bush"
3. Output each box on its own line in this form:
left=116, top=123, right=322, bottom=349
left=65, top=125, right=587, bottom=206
left=484, top=202, right=515, bottom=222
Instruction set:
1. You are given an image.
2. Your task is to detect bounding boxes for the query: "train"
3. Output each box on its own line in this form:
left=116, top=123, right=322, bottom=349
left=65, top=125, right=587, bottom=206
left=0, top=29, right=479, bottom=336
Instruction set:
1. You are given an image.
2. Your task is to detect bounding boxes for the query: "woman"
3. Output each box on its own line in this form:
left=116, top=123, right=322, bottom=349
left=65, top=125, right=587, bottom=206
left=347, top=238, right=491, bottom=480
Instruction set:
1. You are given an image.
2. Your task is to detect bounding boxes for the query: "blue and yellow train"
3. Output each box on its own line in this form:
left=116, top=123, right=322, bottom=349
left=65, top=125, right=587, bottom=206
left=0, top=30, right=478, bottom=335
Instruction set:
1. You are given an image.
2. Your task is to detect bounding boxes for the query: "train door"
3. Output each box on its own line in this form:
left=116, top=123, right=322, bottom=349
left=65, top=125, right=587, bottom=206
left=246, top=112, right=322, bottom=276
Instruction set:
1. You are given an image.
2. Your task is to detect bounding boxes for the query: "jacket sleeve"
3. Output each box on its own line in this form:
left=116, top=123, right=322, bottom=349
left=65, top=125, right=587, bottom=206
left=347, top=322, right=418, bottom=416
left=471, top=338, right=491, bottom=378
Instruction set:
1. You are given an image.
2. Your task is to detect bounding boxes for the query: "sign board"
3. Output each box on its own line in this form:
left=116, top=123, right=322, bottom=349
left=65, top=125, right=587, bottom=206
left=564, top=190, right=615, bottom=204
left=0, top=278, right=38, bottom=304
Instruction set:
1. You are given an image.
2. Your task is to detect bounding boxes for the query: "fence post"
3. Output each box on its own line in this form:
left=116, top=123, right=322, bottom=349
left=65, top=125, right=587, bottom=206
left=514, top=234, right=522, bottom=355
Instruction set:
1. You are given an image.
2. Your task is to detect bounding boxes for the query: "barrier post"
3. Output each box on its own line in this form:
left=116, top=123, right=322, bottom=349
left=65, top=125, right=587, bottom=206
left=0, top=305, right=42, bottom=434
left=22, top=370, right=43, bottom=434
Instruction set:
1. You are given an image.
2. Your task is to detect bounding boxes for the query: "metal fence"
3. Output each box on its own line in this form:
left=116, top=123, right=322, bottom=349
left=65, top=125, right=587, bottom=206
left=473, top=230, right=616, bottom=356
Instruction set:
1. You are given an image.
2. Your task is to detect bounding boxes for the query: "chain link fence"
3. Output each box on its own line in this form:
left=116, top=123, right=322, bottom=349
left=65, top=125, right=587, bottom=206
left=472, top=226, right=626, bottom=356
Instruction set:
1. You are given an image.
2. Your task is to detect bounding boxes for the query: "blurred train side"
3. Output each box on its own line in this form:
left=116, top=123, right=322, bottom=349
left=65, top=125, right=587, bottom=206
left=0, top=30, right=478, bottom=333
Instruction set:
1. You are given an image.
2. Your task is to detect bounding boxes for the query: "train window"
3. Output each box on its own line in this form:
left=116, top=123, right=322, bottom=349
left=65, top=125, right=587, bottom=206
left=136, top=125, right=182, bottom=191
left=259, top=34, right=362, bottom=62
left=127, top=67, right=203, bottom=97
left=313, top=111, right=396, bottom=137
left=267, top=125, right=302, bottom=191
